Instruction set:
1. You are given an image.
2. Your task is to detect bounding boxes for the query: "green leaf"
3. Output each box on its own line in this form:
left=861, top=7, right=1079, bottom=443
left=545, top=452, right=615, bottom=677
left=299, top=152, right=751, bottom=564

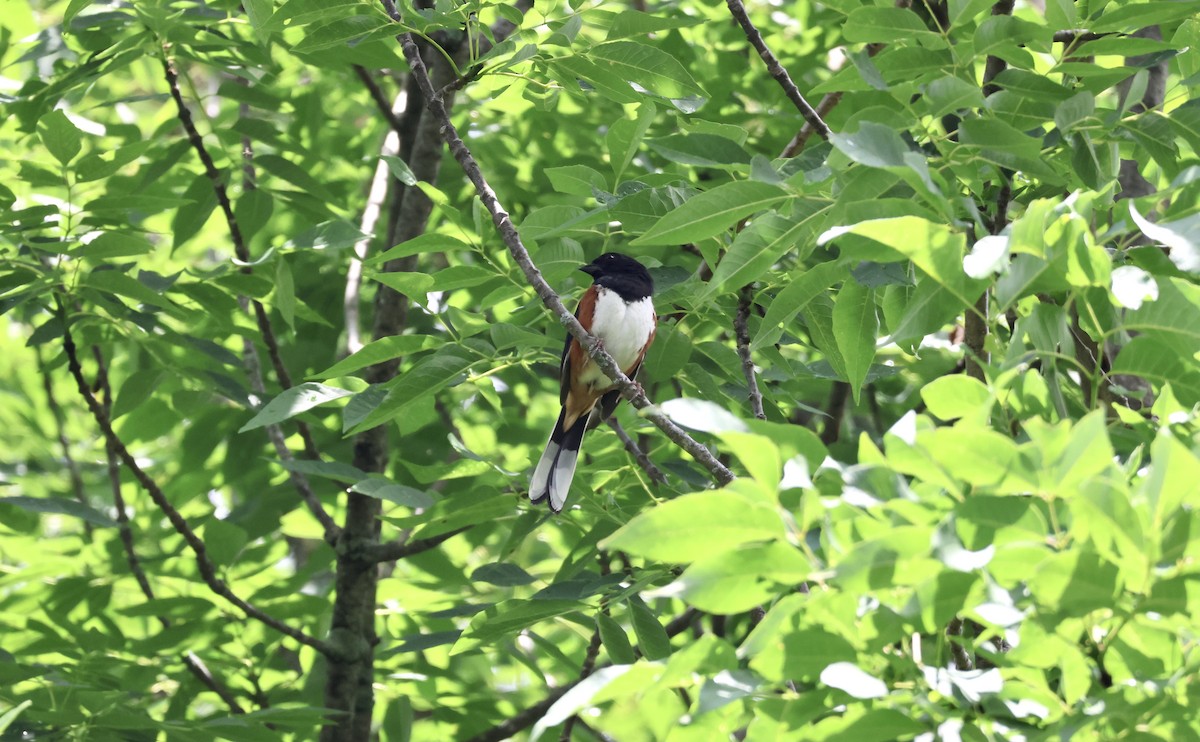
left=344, top=348, right=475, bottom=434
left=204, top=520, right=248, bottom=565
left=368, top=233, right=470, bottom=265
left=545, top=164, right=607, bottom=197
left=607, top=102, right=657, bottom=180
left=596, top=613, right=637, bottom=664
left=312, top=335, right=441, bottom=379
left=832, top=281, right=878, bottom=402
left=77, top=232, right=155, bottom=262
left=843, top=7, right=942, bottom=44
left=275, top=257, right=295, bottom=330
left=239, top=382, right=354, bottom=432
left=236, top=189, right=274, bottom=240
left=0, top=701, right=33, bottom=735
left=921, top=376, right=992, bottom=421
left=819, top=216, right=983, bottom=307
left=752, top=262, right=847, bottom=350
left=601, top=491, right=784, bottom=562
left=0, top=496, right=117, bottom=528
left=381, top=155, right=417, bottom=186
left=646, top=133, right=751, bottom=168
left=37, top=110, right=82, bottom=166
left=588, top=41, right=706, bottom=100
left=704, top=206, right=827, bottom=298
left=1123, top=277, right=1200, bottom=356
left=627, top=596, right=671, bottom=660
left=243, top=0, right=274, bottom=42
left=829, top=122, right=940, bottom=198
left=372, top=272, right=435, bottom=297
left=453, top=599, right=582, bottom=654
left=471, top=563, right=537, bottom=587
left=1091, top=1, right=1200, bottom=33
left=350, top=478, right=434, bottom=509
left=606, top=10, right=702, bottom=39
left=552, top=56, right=643, bottom=105
left=673, top=541, right=808, bottom=613
left=632, top=181, right=788, bottom=246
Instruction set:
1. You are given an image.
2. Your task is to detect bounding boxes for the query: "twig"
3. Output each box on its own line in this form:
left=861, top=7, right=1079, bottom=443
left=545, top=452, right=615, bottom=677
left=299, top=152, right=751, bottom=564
left=664, top=607, right=701, bottom=638
left=59, top=307, right=333, bottom=658
left=608, top=418, right=667, bottom=485
left=90, top=347, right=247, bottom=712
left=355, top=66, right=406, bottom=133
left=381, top=6, right=736, bottom=488
left=780, top=0, right=910, bottom=158
left=724, top=0, right=830, bottom=139
left=1052, top=29, right=1109, bottom=44
left=735, top=286, right=767, bottom=420
left=162, top=55, right=338, bottom=539
left=362, top=526, right=469, bottom=562
left=37, top=351, right=92, bottom=540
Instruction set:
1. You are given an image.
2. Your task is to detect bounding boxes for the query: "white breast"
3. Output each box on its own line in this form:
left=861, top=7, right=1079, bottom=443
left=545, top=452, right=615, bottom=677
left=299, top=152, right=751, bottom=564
left=580, top=287, right=654, bottom=388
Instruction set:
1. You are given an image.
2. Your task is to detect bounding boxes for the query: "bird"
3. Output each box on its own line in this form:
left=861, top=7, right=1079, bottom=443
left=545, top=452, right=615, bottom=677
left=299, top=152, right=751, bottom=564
left=530, top=253, right=657, bottom=512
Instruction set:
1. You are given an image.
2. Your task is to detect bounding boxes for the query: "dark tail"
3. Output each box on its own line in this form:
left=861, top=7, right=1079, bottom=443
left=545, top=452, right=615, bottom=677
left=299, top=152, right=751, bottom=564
left=529, top=407, right=592, bottom=512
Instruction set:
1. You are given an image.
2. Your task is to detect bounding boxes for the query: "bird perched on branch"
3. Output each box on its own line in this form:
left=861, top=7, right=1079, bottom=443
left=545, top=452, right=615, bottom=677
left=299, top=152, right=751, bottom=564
left=530, top=253, right=656, bottom=512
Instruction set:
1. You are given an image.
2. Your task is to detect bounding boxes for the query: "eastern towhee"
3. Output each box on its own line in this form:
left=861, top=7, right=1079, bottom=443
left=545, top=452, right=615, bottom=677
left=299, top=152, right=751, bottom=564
left=530, top=253, right=657, bottom=512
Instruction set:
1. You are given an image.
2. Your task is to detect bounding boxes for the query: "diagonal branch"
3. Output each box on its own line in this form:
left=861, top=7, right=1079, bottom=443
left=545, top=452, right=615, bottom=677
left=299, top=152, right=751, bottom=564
left=59, top=306, right=333, bottom=658
left=161, top=55, right=338, bottom=540
left=91, top=346, right=247, bottom=713
left=781, top=0, right=911, bottom=158
left=380, top=2, right=735, bottom=486
left=608, top=418, right=667, bottom=485
left=724, top=0, right=830, bottom=139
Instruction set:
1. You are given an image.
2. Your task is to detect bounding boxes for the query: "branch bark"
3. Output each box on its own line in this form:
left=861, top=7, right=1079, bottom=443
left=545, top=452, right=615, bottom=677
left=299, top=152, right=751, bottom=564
left=735, top=286, right=767, bottom=420
left=608, top=418, right=668, bottom=485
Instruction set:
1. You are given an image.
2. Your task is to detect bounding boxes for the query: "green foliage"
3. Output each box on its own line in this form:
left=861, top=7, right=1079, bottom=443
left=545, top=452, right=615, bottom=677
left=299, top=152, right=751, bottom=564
left=2, top=0, right=1200, bottom=739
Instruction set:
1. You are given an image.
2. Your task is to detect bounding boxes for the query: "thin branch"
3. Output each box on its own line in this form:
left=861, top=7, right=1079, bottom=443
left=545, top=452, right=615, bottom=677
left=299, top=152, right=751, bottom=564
left=780, top=0, right=910, bottom=158
left=362, top=526, right=469, bottom=563
left=724, top=0, right=830, bottom=139
left=355, top=66, right=405, bottom=133
left=59, top=308, right=333, bottom=658
left=90, top=347, right=247, bottom=712
left=1052, top=29, right=1109, bottom=44
left=162, top=55, right=338, bottom=539
left=37, top=351, right=92, bottom=540
left=735, top=286, right=766, bottom=420
left=664, top=607, right=701, bottom=638
left=607, top=418, right=667, bottom=485
left=381, top=7, right=736, bottom=487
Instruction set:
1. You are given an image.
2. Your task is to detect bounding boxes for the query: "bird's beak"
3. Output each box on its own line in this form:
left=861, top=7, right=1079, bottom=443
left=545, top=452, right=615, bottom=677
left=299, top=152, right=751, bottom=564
left=579, top=264, right=601, bottom=278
